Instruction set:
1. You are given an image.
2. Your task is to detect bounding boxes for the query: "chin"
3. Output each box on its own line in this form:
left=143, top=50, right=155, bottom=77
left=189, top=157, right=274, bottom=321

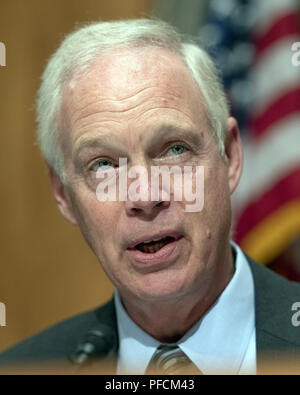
left=131, top=270, right=193, bottom=302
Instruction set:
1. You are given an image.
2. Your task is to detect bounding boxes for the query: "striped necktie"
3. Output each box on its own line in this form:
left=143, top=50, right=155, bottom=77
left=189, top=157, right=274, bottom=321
left=145, top=344, right=203, bottom=375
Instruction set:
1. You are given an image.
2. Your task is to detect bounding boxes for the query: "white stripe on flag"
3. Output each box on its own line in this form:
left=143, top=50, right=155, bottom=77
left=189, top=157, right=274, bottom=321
left=253, top=0, right=297, bottom=35
left=232, top=115, right=300, bottom=210
left=251, top=37, right=300, bottom=114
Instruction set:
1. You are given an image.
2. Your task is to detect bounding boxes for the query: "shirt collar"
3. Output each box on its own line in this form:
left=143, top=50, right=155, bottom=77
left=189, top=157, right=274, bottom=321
left=114, top=242, right=255, bottom=374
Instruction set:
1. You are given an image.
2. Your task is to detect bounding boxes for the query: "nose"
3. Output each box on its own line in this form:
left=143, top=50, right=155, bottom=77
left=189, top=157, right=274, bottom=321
left=123, top=162, right=171, bottom=216
left=125, top=198, right=170, bottom=217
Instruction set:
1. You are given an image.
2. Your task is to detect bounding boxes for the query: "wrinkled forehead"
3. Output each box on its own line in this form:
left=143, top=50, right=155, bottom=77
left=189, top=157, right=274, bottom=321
left=63, top=47, right=206, bottom=117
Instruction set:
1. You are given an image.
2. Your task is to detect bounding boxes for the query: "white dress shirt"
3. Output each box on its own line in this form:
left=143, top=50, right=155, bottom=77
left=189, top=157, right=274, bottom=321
left=114, top=242, right=256, bottom=374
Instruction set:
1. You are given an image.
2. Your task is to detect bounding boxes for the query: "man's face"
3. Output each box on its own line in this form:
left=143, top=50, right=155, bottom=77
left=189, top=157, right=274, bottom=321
left=53, top=47, right=241, bottom=305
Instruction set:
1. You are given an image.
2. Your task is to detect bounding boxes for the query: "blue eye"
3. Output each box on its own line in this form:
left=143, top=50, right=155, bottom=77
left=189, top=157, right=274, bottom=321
left=91, top=159, right=114, bottom=172
left=167, top=144, right=187, bottom=156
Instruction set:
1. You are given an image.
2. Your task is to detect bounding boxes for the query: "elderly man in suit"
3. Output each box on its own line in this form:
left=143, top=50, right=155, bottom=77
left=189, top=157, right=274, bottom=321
left=1, top=19, right=300, bottom=375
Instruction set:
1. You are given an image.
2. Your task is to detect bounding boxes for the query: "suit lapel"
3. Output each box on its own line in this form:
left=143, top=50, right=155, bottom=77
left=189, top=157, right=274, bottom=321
left=93, top=298, right=119, bottom=372
left=248, top=257, right=300, bottom=373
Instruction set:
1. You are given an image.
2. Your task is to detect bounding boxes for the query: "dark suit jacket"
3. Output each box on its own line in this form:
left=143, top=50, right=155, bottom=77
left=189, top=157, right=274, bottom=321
left=1, top=258, right=300, bottom=374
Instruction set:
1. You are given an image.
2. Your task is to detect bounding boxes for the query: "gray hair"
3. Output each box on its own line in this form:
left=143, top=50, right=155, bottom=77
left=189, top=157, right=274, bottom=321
left=36, top=18, right=230, bottom=182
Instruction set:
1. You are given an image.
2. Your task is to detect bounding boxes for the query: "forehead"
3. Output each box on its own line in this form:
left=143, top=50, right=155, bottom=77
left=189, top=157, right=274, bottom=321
left=68, top=47, right=201, bottom=99
left=61, top=47, right=208, bottom=147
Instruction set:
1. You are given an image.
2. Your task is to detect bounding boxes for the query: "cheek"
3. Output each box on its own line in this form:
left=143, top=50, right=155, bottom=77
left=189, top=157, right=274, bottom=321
left=206, top=164, right=229, bottom=203
left=76, top=202, right=123, bottom=267
left=196, top=166, right=231, bottom=237
left=70, top=188, right=121, bottom=242
left=85, top=203, right=121, bottom=237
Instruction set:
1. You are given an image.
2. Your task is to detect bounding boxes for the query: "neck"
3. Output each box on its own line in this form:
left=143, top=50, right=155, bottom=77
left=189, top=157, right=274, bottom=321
left=120, top=244, right=235, bottom=343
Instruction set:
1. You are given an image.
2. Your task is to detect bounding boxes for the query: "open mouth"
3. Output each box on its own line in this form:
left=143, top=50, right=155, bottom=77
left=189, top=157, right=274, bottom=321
left=125, top=232, right=184, bottom=266
left=134, top=236, right=177, bottom=254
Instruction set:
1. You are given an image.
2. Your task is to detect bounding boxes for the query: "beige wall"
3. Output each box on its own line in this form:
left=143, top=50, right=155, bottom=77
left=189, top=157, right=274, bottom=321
left=0, top=0, right=153, bottom=352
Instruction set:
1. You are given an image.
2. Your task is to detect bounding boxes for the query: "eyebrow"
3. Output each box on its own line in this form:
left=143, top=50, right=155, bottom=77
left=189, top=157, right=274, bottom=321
left=143, top=123, right=203, bottom=150
left=73, top=123, right=203, bottom=157
left=73, top=132, right=123, bottom=158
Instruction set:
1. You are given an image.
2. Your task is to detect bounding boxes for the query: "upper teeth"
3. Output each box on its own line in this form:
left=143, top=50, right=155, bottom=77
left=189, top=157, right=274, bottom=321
left=143, top=237, right=163, bottom=244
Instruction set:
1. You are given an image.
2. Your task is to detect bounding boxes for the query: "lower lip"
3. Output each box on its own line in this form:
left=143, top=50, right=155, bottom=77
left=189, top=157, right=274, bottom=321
left=125, top=237, right=184, bottom=269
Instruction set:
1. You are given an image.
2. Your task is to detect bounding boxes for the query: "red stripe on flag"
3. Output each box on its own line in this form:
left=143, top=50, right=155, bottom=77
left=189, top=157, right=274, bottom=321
left=253, top=12, right=300, bottom=60
left=248, top=87, right=300, bottom=139
left=234, top=166, right=300, bottom=244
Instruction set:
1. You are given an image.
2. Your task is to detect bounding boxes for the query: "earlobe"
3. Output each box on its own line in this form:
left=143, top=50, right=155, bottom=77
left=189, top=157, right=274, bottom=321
left=225, top=117, right=243, bottom=195
left=48, top=166, right=78, bottom=225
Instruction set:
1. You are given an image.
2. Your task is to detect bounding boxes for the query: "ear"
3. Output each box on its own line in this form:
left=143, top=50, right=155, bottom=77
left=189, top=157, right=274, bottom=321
left=225, top=117, right=243, bottom=195
left=48, top=166, right=78, bottom=225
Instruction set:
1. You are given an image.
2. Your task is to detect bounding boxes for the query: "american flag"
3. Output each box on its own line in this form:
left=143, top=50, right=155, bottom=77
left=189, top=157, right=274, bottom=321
left=199, top=0, right=300, bottom=280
